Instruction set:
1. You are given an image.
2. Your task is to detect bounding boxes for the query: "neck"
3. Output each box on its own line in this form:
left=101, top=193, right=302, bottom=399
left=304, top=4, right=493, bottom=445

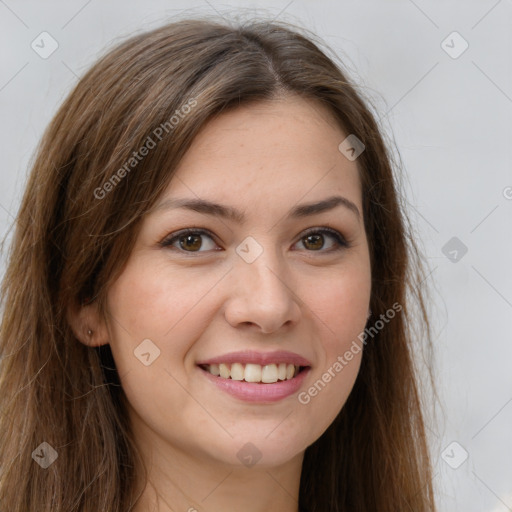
left=130, top=419, right=304, bottom=512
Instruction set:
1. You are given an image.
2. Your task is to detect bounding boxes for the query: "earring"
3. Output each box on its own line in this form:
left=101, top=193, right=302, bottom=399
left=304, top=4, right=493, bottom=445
left=87, top=329, right=93, bottom=336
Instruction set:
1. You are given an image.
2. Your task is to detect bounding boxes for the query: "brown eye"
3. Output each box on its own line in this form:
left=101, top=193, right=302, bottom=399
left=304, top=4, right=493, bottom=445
left=161, top=229, right=218, bottom=253
left=179, top=234, right=203, bottom=251
left=302, top=233, right=325, bottom=251
left=294, top=228, right=348, bottom=253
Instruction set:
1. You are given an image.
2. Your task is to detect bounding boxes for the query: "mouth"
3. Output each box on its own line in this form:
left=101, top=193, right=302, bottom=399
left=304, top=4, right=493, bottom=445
left=196, top=351, right=312, bottom=402
left=198, top=362, right=309, bottom=383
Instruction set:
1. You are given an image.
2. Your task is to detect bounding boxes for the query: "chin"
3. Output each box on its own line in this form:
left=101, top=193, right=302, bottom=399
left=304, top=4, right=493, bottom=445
left=205, top=430, right=309, bottom=470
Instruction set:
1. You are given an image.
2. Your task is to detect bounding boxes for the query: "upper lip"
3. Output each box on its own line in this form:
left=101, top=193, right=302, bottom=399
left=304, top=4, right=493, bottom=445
left=197, top=350, right=312, bottom=367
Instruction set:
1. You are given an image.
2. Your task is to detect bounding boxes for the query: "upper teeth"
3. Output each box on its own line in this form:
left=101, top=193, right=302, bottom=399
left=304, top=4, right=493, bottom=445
left=205, top=363, right=299, bottom=383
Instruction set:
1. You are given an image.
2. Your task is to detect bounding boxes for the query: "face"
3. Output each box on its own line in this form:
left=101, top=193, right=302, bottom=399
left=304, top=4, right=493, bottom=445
left=102, top=96, right=371, bottom=469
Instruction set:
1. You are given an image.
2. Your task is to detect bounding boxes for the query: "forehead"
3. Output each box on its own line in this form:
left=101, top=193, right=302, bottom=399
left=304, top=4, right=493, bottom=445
left=161, top=96, right=362, bottom=212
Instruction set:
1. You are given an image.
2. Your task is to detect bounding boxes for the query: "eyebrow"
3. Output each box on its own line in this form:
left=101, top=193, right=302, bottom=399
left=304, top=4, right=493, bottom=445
left=152, top=195, right=360, bottom=223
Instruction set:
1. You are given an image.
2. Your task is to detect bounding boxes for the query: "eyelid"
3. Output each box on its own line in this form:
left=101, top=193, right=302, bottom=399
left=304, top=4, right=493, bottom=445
left=159, top=226, right=349, bottom=254
left=297, top=226, right=349, bottom=248
left=159, top=227, right=219, bottom=252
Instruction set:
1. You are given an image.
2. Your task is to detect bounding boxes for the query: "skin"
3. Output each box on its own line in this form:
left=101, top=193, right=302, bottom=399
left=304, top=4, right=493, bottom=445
left=74, top=95, right=372, bottom=512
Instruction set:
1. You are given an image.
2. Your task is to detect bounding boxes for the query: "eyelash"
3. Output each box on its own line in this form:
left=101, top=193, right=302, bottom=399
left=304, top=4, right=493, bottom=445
left=159, top=226, right=349, bottom=255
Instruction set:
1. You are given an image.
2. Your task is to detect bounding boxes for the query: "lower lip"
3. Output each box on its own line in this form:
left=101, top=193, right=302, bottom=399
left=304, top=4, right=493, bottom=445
left=199, top=366, right=311, bottom=403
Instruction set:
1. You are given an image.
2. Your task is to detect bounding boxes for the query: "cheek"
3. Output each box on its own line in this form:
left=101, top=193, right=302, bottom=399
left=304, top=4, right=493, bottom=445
left=306, top=260, right=371, bottom=351
left=107, top=258, right=218, bottom=338
left=104, top=258, right=221, bottom=381
left=103, top=260, right=218, bottom=429
left=295, top=259, right=370, bottom=429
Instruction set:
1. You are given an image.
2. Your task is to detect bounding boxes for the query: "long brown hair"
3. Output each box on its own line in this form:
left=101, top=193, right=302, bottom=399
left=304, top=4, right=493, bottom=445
left=0, top=16, right=436, bottom=511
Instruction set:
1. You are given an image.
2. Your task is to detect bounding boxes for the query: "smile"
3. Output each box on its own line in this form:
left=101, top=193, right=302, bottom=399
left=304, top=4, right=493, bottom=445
left=196, top=351, right=312, bottom=402
left=199, top=363, right=306, bottom=383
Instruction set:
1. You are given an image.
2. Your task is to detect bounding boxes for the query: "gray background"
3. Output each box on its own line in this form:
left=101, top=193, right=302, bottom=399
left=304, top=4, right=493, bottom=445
left=1, top=1, right=511, bottom=510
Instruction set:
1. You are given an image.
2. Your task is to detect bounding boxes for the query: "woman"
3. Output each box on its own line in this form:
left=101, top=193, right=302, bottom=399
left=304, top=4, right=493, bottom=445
left=0, top=17, right=436, bottom=512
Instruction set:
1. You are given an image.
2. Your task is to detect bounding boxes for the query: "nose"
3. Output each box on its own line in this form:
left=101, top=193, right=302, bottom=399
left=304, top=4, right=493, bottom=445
left=223, top=247, right=302, bottom=334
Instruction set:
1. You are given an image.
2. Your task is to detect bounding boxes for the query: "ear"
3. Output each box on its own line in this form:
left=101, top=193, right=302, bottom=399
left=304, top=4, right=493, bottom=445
left=67, top=299, right=110, bottom=347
